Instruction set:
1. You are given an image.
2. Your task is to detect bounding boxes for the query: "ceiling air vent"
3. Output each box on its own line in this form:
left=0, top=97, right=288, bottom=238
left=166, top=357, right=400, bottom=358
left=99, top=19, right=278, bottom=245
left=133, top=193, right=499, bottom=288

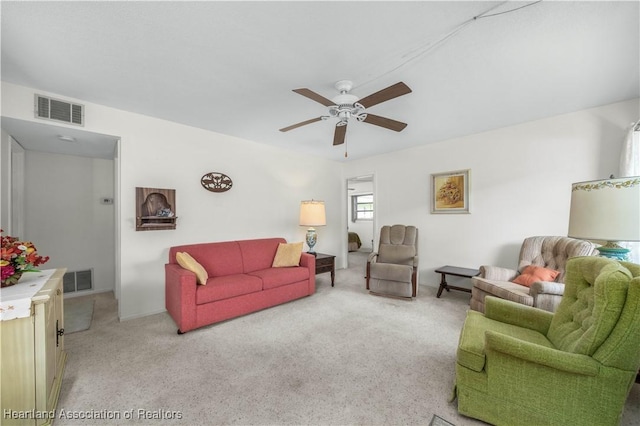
left=34, top=94, right=84, bottom=126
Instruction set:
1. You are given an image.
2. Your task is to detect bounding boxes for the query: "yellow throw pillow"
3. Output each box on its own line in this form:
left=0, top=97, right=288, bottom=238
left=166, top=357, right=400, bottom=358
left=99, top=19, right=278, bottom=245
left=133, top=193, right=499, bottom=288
left=176, top=252, right=208, bottom=285
left=272, top=242, right=303, bottom=268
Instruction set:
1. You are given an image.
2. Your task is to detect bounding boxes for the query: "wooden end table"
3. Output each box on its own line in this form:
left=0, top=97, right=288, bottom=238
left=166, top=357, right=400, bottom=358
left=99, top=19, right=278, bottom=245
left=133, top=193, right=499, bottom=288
left=435, top=265, right=479, bottom=298
left=313, top=253, right=335, bottom=286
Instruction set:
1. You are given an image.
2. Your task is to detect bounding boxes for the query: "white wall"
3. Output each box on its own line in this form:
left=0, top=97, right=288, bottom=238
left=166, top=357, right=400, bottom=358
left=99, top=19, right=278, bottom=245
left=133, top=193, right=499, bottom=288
left=0, top=132, right=26, bottom=236
left=0, top=129, right=10, bottom=231
left=22, top=151, right=115, bottom=295
left=3, top=81, right=637, bottom=315
left=1, top=82, right=343, bottom=320
left=343, top=98, right=640, bottom=291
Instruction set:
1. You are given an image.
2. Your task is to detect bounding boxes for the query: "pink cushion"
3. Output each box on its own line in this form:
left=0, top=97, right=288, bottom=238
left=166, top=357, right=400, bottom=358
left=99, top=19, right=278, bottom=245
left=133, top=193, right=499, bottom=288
left=248, top=267, right=310, bottom=290
left=196, top=274, right=262, bottom=304
left=512, top=265, right=560, bottom=287
left=238, top=238, right=285, bottom=273
left=170, top=242, right=243, bottom=277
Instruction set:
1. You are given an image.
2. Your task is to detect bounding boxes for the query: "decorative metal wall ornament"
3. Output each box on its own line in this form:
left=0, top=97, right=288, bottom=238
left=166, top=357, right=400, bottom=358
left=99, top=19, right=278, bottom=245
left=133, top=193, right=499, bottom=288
left=201, top=172, right=233, bottom=193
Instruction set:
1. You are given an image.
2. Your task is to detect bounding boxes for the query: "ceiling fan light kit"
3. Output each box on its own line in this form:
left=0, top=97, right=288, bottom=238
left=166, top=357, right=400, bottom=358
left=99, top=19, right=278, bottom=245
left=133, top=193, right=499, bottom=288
left=280, top=80, right=412, bottom=155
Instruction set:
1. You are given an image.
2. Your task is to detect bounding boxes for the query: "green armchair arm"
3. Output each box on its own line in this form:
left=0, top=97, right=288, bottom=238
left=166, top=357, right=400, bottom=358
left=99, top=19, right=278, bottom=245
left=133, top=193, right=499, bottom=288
left=485, top=331, right=600, bottom=376
left=484, top=296, right=554, bottom=335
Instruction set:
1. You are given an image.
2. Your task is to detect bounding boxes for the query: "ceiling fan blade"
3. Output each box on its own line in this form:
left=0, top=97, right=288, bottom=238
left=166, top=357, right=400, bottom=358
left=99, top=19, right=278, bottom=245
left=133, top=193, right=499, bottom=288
left=279, top=117, right=323, bottom=132
left=292, top=88, right=335, bottom=107
left=363, top=114, right=408, bottom=132
left=333, top=124, right=347, bottom=146
left=358, top=82, right=412, bottom=109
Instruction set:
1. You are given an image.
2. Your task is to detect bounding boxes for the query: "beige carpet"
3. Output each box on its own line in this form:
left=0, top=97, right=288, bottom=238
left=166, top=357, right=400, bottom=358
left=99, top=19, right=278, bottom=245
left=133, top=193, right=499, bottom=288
left=57, top=251, right=640, bottom=425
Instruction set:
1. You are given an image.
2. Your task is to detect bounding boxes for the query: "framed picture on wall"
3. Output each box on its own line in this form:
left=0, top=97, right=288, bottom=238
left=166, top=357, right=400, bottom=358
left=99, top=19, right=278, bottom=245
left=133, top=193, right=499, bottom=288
left=431, top=169, right=470, bottom=214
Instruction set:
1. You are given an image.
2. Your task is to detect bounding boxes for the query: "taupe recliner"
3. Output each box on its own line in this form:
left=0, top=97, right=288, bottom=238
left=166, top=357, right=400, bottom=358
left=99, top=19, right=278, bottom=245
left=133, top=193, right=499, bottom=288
left=366, top=225, right=419, bottom=298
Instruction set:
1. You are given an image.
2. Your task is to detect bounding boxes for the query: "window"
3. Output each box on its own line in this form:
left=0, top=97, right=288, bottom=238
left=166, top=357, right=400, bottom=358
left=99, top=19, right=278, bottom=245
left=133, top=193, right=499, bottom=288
left=352, top=194, right=373, bottom=221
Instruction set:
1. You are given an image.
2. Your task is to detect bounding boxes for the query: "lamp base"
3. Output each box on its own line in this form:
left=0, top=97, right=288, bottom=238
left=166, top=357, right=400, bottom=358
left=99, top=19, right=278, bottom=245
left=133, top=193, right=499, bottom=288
left=305, top=227, right=318, bottom=254
left=597, top=241, right=630, bottom=261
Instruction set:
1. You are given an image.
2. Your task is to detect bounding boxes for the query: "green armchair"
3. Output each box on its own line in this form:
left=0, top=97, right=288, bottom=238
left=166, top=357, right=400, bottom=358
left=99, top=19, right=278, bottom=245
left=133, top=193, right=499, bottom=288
left=454, top=256, right=640, bottom=425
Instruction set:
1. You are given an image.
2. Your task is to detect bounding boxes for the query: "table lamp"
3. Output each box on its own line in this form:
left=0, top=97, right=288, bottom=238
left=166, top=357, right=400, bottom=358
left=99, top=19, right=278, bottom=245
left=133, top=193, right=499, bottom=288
left=568, top=176, right=640, bottom=260
left=299, top=200, right=326, bottom=254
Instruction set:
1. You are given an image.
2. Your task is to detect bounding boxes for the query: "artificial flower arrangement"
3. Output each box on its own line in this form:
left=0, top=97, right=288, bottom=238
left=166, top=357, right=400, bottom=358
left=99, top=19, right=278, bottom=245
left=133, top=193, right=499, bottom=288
left=1, top=230, right=50, bottom=288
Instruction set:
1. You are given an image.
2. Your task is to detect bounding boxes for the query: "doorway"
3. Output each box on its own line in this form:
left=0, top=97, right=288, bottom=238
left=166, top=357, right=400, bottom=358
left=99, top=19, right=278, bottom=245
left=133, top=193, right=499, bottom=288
left=346, top=174, right=375, bottom=268
left=1, top=117, right=119, bottom=300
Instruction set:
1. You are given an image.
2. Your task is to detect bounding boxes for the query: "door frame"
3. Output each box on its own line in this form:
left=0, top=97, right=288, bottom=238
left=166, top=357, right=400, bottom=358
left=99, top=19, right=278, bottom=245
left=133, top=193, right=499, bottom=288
left=344, top=172, right=376, bottom=267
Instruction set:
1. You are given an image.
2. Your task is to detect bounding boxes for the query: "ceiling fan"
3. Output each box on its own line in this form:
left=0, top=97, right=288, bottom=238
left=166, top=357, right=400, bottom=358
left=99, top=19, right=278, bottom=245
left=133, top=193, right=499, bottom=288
left=279, top=80, right=412, bottom=147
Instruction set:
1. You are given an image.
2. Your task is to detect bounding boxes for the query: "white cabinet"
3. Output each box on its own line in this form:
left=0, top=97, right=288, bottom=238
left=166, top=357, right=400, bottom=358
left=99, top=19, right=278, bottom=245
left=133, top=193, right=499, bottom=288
left=1, top=269, right=67, bottom=425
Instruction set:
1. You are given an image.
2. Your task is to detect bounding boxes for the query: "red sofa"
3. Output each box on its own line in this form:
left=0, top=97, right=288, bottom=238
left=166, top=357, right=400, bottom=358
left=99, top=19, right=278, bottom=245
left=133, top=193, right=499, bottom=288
left=165, top=238, right=315, bottom=333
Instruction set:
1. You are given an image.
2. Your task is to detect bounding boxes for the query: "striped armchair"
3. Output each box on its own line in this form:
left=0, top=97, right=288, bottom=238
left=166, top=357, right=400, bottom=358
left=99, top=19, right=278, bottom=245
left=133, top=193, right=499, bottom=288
left=470, top=236, right=596, bottom=313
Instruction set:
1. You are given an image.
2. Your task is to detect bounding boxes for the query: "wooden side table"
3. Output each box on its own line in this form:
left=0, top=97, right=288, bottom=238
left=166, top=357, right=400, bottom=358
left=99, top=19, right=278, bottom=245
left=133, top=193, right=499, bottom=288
left=314, top=253, right=335, bottom=287
left=435, top=265, right=479, bottom=298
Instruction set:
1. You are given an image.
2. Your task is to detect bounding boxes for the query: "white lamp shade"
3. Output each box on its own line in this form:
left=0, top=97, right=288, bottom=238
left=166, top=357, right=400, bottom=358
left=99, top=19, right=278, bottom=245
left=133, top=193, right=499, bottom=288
left=568, top=177, right=640, bottom=242
left=299, top=200, right=326, bottom=227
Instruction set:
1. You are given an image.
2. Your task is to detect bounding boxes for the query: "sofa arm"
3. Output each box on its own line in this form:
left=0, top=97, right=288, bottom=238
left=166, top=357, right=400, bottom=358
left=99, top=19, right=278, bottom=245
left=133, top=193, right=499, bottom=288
left=485, top=330, right=599, bottom=376
left=368, top=252, right=378, bottom=264
left=165, top=263, right=198, bottom=333
left=530, top=280, right=565, bottom=312
left=484, top=296, right=553, bottom=335
left=479, top=265, right=518, bottom=281
left=530, top=280, right=565, bottom=296
left=299, top=252, right=316, bottom=294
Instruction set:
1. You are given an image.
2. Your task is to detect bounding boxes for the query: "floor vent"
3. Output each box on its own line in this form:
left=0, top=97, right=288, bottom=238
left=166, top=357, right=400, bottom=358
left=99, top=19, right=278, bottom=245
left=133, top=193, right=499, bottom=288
left=35, top=94, right=84, bottom=126
left=63, top=269, right=93, bottom=293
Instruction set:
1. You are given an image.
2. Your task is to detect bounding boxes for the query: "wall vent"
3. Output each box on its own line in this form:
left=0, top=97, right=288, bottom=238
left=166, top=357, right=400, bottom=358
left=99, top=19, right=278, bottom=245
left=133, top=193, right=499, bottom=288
left=34, top=94, right=84, bottom=126
left=63, top=269, right=93, bottom=293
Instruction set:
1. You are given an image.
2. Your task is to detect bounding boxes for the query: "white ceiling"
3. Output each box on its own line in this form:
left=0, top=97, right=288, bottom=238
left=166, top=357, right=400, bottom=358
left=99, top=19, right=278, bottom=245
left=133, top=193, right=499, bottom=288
left=1, top=116, right=119, bottom=160
left=1, top=1, right=638, bottom=162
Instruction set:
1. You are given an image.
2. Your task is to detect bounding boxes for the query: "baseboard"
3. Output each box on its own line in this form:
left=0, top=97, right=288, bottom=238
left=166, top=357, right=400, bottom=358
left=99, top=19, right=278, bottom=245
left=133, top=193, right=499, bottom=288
left=63, top=288, right=113, bottom=300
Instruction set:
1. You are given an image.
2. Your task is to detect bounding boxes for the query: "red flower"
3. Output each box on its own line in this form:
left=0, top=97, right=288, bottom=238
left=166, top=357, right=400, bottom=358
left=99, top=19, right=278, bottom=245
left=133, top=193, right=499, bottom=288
left=1, top=230, right=49, bottom=286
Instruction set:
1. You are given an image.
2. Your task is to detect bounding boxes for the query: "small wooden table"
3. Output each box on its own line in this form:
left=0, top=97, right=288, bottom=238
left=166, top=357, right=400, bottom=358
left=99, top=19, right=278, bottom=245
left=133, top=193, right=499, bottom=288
left=314, top=253, right=335, bottom=286
left=435, top=265, right=479, bottom=298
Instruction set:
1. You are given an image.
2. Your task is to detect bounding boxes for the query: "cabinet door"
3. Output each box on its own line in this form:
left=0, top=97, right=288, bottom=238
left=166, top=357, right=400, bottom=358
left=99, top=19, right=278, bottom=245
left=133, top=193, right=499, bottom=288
left=44, top=294, right=57, bottom=407
left=0, top=316, right=36, bottom=418
left=34, top=273, right=65, bottom=419
left=48, top=281, right=64, bottom=411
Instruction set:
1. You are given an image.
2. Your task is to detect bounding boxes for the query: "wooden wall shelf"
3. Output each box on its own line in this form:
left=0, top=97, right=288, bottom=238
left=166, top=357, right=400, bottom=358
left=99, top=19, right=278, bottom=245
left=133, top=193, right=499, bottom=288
left=136, top=187, right=177, bottom=231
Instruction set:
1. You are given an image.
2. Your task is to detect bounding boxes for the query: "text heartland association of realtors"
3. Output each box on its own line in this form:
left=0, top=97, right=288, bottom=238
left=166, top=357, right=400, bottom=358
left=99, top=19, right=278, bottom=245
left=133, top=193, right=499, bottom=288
left=3, top=408, right=183, bottom=421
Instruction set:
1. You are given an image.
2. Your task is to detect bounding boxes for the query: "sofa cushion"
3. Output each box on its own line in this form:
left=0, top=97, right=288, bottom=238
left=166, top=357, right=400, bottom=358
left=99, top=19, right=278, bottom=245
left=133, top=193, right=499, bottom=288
left=248, top=267, right=310, bottom=290
left=238, top=238, right=286, bottom=273
left=170, top=241, right=243, bottom=277
left=272, top=242, right=303, bottom=267
left=512, top=265, right=559, bottom=287
left=370, top=263, right=413, bottom=283
left=473, top=277, right=533, bottom=306
left=175, top=252, right=208, bottom=284
left=196, top=274, right=263, bottom=304
left=378, top=245, right=416, bottom=266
